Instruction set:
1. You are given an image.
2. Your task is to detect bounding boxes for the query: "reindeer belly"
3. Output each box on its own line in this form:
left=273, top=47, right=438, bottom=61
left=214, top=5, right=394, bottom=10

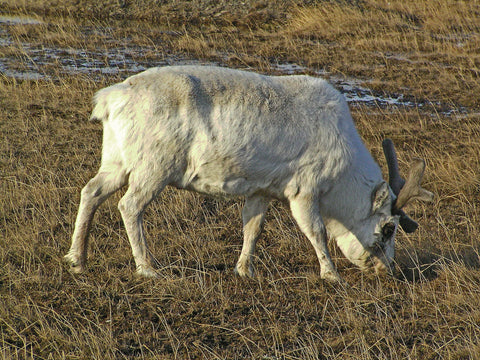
left=184, top=175, right=252, bottom=198
left=179, top=155, right=289, bottom=199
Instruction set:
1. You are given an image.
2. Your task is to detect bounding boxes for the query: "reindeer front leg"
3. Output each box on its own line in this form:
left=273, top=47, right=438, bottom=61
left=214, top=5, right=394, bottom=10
left=235, top=195, right=269, bottom=277
left=289, top=193, right=342, bottom=283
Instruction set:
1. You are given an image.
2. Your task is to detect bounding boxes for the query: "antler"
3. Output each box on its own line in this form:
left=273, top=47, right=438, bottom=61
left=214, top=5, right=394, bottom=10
left=382, top=139, right=434, bottom=233
left=382, top=138, right=405, bottom=195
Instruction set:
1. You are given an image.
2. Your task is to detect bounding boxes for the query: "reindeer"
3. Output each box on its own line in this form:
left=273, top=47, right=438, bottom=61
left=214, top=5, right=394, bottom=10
left=64, top=65, right=433, bottom=282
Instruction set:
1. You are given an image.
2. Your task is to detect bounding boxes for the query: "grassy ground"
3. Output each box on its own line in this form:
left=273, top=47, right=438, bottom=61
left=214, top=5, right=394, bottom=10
left=1, top=1, right=480, bottom=359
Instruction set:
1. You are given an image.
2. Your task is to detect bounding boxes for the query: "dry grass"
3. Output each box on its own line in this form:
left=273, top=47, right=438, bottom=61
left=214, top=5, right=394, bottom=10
left=1, top=1, right=480, bottom=359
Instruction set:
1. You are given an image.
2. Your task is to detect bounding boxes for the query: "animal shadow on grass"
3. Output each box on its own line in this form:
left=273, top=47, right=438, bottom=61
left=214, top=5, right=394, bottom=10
left=394, top=246, right=480, bottom=283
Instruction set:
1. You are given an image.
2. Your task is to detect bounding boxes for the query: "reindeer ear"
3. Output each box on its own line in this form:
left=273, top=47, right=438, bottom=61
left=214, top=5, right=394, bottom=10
left=372, top=181, right=390, bottom=214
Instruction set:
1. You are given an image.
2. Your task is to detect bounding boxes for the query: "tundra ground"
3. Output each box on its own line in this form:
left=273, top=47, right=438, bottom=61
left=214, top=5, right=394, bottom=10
left=1, top=1, right=479, bottom=359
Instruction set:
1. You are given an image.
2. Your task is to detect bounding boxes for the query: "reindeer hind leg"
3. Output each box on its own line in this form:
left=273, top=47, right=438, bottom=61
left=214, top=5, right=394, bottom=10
left=65, top=167, right=128, bottom=272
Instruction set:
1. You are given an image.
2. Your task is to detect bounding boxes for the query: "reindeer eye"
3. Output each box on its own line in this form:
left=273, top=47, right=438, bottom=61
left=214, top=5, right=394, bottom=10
left=382, top=222, right=396, bottom=239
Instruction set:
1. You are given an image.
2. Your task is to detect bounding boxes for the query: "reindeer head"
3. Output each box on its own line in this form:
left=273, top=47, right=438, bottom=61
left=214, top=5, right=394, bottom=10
left=359, top=138, right=435, bottom=274
left=333, top=139, right=434, bottom=275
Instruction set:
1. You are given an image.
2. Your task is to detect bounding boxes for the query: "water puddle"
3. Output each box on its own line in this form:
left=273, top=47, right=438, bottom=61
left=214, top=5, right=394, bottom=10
left=0, top=16, right=466, bottom=115
left=0, top=24, right=208, bottom=81
left=272, top=63, right=419, bottom=109
left=0, top=15, right=43, bottom=25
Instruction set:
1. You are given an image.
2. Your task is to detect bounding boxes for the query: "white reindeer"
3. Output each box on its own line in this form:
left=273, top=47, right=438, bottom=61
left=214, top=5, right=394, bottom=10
left=64, top=65, right=433, bottom=282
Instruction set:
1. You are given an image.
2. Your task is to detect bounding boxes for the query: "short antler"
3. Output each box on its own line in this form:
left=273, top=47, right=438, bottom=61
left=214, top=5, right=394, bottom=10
left=382, top=139, right=434, bottom=233
left=382, top=138, right=405, bottom=195
left=395, top=158, right=434, bottom=208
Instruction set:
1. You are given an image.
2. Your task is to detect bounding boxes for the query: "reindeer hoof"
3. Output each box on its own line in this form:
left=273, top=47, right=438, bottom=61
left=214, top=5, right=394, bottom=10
left=64, top=252, right=85, bottom=273
left=135, top=265, right=159, bottom=278
left=234, top=262, right=255, bottom=278
left=321, top=270, right=343, bottom=283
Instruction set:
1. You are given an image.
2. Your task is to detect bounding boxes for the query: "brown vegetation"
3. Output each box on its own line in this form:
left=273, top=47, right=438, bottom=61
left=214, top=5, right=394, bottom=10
left=1, top=1, right=479, bottom=358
